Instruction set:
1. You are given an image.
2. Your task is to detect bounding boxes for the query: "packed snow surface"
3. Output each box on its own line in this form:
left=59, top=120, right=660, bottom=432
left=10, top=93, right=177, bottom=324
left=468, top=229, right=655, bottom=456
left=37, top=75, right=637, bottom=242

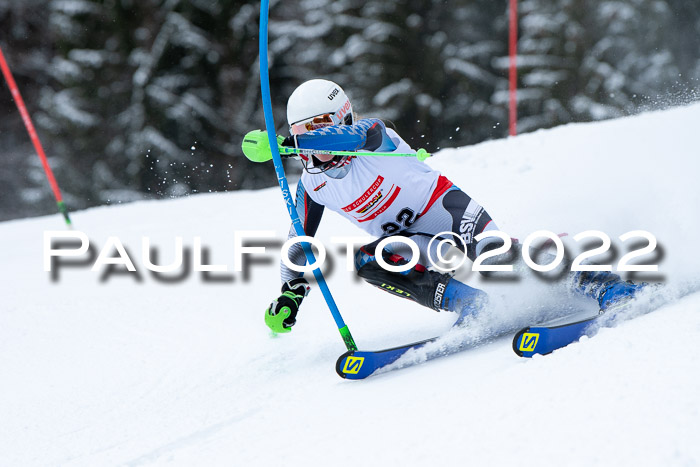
left=2, top=103, right=700, bottom=466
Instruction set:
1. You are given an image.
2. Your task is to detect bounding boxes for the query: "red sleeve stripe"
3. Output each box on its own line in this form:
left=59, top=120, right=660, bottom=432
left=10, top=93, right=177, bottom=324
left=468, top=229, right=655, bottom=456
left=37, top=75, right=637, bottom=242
left=420, top=175, right=453, bottom=216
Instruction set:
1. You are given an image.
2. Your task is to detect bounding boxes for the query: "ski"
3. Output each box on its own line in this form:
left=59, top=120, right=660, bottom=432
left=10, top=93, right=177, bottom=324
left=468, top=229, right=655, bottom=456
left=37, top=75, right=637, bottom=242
left=512, top=313, right=601, bottom=357
left=336, top=312, right=489, bottom=380
left=336, top=337, right=434, bottom=379
left=339, top=284, right=697, bottom=377
left=512, top=283, right=699, bottom=357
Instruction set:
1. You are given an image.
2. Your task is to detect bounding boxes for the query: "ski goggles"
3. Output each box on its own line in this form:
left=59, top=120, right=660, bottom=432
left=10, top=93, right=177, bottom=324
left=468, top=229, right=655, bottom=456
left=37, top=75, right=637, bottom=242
left=289, top=113, right=341, bottom=136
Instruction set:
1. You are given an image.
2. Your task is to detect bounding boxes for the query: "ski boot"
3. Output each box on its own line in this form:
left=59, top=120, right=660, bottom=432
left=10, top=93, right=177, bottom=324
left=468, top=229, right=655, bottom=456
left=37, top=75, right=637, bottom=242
left=441, top=278, right=489, bottom=325
left=571, top=270, right=646, bottom=311
left=596, top=280, right=647, bottom=311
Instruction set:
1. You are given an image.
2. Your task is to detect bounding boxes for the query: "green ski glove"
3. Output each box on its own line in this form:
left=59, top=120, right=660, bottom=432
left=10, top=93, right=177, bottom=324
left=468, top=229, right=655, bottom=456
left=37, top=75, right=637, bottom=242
left=265, top=278, right=311, bottom=333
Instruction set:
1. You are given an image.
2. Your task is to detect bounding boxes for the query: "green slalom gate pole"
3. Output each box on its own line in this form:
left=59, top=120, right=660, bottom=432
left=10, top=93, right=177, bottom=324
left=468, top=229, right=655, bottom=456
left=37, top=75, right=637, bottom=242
left=258, top=1, right=356, bottom=351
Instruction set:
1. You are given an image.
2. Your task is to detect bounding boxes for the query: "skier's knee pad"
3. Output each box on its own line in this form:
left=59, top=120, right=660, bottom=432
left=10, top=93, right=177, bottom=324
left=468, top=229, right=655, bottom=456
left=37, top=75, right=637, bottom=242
left=354, top=246, right=449, bottom=311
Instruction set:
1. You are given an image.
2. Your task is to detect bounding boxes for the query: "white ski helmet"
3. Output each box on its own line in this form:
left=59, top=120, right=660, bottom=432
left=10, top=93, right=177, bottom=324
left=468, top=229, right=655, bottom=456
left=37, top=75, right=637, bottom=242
left=286, top=79, right=354, bottom=134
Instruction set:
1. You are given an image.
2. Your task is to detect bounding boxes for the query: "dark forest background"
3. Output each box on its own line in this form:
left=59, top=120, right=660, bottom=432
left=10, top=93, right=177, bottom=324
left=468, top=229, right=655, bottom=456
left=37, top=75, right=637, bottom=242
left=1, top=0, right=699, bottom=221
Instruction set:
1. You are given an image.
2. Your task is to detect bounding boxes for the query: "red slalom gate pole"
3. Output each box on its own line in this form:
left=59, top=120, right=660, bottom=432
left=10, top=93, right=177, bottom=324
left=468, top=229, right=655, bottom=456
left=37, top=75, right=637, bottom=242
left=0, top=45, right=72, bottom=226
left=508, top=0, right=518, bottom=136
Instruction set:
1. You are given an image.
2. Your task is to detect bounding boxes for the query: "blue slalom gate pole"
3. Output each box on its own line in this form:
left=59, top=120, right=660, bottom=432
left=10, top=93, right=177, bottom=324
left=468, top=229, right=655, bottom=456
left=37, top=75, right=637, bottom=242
left=258, top=1, right=357, bottom=351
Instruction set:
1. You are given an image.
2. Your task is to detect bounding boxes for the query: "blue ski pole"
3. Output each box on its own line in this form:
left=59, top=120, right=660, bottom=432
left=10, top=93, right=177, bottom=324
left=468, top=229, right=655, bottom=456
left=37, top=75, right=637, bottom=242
left=258, top=1, right=357, bottom=351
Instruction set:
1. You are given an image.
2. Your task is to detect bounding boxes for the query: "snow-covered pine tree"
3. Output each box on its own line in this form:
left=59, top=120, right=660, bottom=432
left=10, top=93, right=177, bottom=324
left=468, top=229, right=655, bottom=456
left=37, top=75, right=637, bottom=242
left=43, top=0, right=275, bottom=206
left=270, top=0, right=507, bottom=147
left=576, top=0, right=681, bottom=117
left=515, top=0, right=694, bottom=131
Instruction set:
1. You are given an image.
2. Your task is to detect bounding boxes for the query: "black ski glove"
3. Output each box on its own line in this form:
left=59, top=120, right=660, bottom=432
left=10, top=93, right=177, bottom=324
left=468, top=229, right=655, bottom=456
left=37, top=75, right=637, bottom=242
left=280, top=135, right=298, bottom=158
left=265, top=278, right=311, bottom=333
left=281, top=135, right=296, bottom=147
left=278, top=135, right=300, bottom=159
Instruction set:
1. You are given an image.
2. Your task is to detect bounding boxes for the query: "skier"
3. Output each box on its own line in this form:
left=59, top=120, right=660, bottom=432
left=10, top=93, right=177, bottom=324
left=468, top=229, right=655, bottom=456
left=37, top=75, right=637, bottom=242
left=264, top=79, right=645, bottom=333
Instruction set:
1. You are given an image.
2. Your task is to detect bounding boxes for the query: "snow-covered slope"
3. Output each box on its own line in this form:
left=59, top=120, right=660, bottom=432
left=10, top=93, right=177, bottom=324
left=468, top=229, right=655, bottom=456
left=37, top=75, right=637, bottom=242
left=2, top=104, right=700, bottom=466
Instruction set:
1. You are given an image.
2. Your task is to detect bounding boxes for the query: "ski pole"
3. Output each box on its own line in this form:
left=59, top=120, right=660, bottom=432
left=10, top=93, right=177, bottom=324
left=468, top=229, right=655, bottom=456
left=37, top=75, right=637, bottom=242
left=258, top=1, right=357, bottom=351
left=0, top=45, right=72, bottom=227
left=242, top=129, right=431, bottom=163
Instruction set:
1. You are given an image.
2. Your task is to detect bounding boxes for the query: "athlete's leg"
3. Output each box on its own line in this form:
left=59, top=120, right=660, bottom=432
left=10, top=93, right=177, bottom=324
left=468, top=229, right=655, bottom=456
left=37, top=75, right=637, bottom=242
left=354, top=187, right=496, bottom=317
left=354, top=239, right=487, bottom=314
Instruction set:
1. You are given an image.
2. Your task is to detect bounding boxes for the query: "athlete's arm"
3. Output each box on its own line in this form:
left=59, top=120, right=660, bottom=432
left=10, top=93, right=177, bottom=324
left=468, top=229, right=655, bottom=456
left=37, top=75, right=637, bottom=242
left=293, top=118, right=398, bottom=152
left=280, top=180, right=325, bottom=283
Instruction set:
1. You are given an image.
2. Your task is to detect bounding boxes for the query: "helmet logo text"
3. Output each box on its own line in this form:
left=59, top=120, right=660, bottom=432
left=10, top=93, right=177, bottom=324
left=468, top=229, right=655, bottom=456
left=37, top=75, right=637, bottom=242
left=335, top=99, right=351, bottom=123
